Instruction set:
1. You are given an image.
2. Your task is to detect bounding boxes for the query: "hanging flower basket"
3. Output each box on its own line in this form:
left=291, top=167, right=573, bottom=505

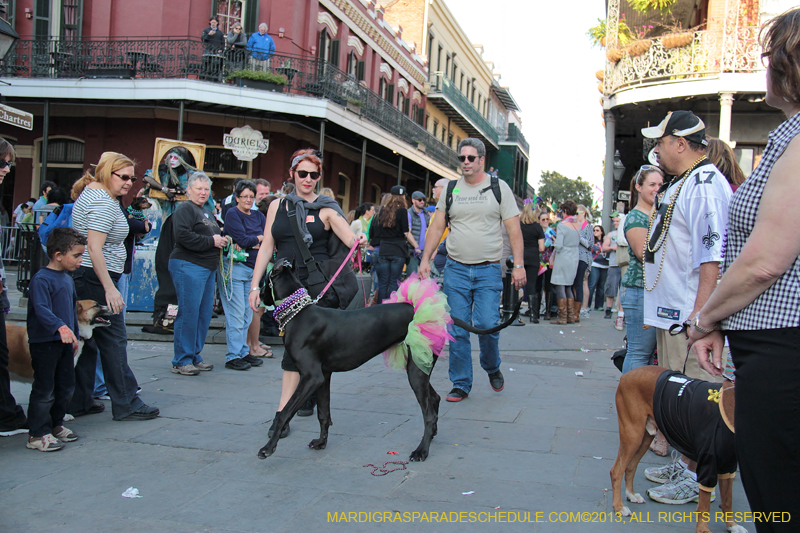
left=606, top=48, right=624, bottom=63
left=661, top=33, right=694, bottom=49
left=625, top=39, right=652, bottom=57
left=597, top=82, right=605, bottom=94
left=596, top=69, right=605, bottom=81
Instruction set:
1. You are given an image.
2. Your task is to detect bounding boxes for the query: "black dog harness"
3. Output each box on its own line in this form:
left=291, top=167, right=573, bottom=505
left=653, top=370, right=737, bottom=492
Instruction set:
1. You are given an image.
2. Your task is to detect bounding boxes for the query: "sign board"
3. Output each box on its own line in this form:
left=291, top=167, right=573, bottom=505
left=0, top=104, right=33, bottom=130
left=617, top=190, right=631, bottom=202
left=223, top=125, right=269, bottom=161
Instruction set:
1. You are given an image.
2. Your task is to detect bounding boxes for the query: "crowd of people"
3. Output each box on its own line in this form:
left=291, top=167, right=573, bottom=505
left=0, top=10, right=798, bottom=530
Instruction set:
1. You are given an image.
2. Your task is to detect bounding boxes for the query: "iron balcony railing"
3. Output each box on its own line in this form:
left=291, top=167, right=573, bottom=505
left=503, top=123, right=529, bottom=155
left=428, top=74, right=502, bottom=146
left=0, top=38, right=459, bottom=171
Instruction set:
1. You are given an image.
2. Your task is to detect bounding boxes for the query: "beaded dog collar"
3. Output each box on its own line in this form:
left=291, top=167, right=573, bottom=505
left=273, top=287, right=314, bottom=331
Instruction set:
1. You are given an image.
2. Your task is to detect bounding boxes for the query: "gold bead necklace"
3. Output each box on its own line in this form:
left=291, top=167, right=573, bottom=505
left=643, top=155, right=707, bottom=292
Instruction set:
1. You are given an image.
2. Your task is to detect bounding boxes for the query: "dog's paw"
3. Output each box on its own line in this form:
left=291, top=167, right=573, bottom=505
left=257, top=445, right=274, bottom=459
left=616, top=506, right=632, bottom=517
left=727, top=525, right=747, bottom=533
left=308, top=438, right=327, bottom=450
left=626, top=490, right=645, bottom=504
left=409, top=448, right=429, bottom=462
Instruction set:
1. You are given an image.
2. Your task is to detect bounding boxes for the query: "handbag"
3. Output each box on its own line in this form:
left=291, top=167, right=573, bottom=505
left=286, top=201, right=361, bottom=310
left=616, top=244, right=630, bottom=267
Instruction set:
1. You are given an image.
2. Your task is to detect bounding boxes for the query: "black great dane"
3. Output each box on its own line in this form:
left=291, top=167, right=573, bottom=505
left=257, top=258, right=520, bottom=462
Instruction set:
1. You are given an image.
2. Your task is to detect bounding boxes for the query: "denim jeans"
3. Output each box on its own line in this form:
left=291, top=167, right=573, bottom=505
left=620, top=285, right=656, bottom=373
left=587, top=267, right=608, bottom=309
left=375, top=255, right=405, bottom=302
left=93, top=272, right=129, bottom=398
left=27, top=341, right=75, bottom=437
left=219, top=261, right=253, bottom=362
left=443, top=259, right=502, bottom=394
left=69, top=266, right=144, bottom=420
left=169, top=258, right=216, bottom=368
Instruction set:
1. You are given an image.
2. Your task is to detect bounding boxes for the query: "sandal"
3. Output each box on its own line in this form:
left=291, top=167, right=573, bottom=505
left=260, top=343, right=272, bottom=351
left=250, top=347, right=273, bottom=358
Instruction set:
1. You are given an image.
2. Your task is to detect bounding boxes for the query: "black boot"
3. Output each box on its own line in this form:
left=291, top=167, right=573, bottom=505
left=529, top=296, right=539, bottom=324
left=297, top=395, right=316, bottom=417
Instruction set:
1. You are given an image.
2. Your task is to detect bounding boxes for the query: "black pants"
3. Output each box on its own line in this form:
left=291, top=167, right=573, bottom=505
left=728, top=327, right=800, bottom=533
left=27, top=341, right=75, bottom=438
left=0, top=311, right=27, bottom=431
left=69, top=267, right=143, bottom=420
left=523, top=264, right=538, bottom=297
left=572, top=260, right=589, bottom=304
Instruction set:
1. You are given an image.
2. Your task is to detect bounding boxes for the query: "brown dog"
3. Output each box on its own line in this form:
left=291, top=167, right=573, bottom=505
left=7, top=300, right=112, bottom=383
left=610, top=366, right=745, bottom=533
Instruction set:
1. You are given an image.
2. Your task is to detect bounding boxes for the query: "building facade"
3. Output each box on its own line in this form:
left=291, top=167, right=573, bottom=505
left=599, top=0, right=792, bottom=222
left=0, top=0, right=484, bottom=217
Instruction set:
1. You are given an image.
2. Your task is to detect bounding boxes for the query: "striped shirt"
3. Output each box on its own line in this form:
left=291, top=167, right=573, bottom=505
left=72, top=187, right=129, bottom=274
left=722, top=111, right=800, bottom=330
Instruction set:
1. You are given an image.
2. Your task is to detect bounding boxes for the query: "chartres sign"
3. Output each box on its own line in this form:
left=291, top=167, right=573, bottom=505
left=0, top=104, right=33, bottom=130
left=223, top=125, right=269, bottom=161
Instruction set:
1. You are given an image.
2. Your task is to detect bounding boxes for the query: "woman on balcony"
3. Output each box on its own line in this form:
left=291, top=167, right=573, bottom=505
left=688, top=8, right=800, bottom=528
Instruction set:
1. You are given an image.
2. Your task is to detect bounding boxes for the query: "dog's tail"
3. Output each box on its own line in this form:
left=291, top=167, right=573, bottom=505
left=451, top=300, right=522, bottom=335
left=382, top=274, right=454, bottom=375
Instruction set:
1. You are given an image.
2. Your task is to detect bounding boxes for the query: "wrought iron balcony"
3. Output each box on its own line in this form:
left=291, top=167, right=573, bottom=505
left=0, top=37, right=459, bottom=171
left=428, top=73, right=501, bottom=147
left=502, top=123, right=529, bottom=155
left=604, top=26, right=763, bottom=95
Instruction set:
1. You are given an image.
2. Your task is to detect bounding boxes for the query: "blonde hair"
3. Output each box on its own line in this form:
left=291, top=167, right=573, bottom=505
left=520, top=202, right=537, bottom=224
left=72, top=152, right=135, bottom=200
left=319, top=187, right=335, bottom=199
left=705, top=137, right=745, bottom=188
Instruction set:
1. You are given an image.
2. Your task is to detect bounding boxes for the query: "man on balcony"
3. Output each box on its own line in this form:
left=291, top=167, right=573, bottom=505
left=201, top=18, right=225, bottom=54
left=639, top=110, right=731, bottom=505
left=419, top=138, right=525, bottom=403
left=247, top=23, right=275, bottom=71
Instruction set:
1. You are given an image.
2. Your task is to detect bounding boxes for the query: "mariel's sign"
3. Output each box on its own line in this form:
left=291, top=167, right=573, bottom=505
left=223, top=125, right=269, bottom=161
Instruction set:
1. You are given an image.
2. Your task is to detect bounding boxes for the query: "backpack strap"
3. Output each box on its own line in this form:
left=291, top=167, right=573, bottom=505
left=444, top=180, right=457, bottom=225
left=284, top=199, right=320, bottom=276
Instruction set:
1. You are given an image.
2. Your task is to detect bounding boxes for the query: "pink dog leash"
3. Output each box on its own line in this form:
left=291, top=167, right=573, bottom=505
left=312, top=240, right=361, bottom=304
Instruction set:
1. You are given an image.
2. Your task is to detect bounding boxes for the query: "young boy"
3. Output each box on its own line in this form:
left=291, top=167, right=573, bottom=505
left=26, top=227, right=87, bottom=452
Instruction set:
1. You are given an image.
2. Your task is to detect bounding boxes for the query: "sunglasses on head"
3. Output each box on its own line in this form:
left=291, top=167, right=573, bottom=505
left=457, top=155, right=478, bottom=163
left=0, top=160, right=12, bottom=170
left=296, top=170, right=320, bottom=180
left=112, top=171, right=138, bottom=183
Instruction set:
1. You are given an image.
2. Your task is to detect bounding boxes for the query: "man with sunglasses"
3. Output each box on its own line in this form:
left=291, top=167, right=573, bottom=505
left=639, top=110, right=731, bottom=506
left=419, top=138, right=524, bottom=403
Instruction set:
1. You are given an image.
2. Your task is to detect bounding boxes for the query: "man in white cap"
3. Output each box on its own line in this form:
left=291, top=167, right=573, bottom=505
left=638, top=110, right=731, bottom=505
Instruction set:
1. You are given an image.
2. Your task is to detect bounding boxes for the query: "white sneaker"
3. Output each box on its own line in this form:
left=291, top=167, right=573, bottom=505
left=614, top=316, right=625, bottom=331
left=647, top=470, right=715, bottom=504
left=580, top=308, right=590, bottom=318
left=644, top=452, right=684, bottom=484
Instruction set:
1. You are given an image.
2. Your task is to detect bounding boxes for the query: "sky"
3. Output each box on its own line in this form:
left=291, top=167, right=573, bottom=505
left=444, top=0, right=608, bottom=194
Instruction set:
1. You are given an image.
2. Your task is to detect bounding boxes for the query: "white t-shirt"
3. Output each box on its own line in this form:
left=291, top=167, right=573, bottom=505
left=643, top=162, right=731, bottom=329
left=435, top=174, right=519, bottom=264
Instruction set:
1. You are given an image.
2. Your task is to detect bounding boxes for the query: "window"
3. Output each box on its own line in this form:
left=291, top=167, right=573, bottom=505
left=402, top=95, right=410, bottom=116
left=61, top=0, right=83, bottom=40
left=204, top=147, right=249, bottom=176
left=214, top=0, right=242, bottom=34
left=379, top=78, right=387, bottom=99
left=432, top=119, right=439, bottom=137
left=329, top=39, right=340, bottom=68
left=448, top=131, right=453, bottom=149
left=346, top=51, right=358, bottom=77
left=356, top=60, right=365, bottom=81
left=372, top=184, right=382, bottom=204
left=0, top=1, right=14, bottom=30
left=336, top=173, right=350, bottom=211
left=427, top=33, right=433, bottom=66
left=460, top=72, right=464, bottom=93
left=445, top=54, right=450, bottom=79
left=452, top=62, right=457, bottom=82
left=386, top=83, right=395, bottom=105
left=397, top=92, right=404, bottom=114
left=35, top=137, right=85, bottom=191
left=437, top=45, right=442, bottom=72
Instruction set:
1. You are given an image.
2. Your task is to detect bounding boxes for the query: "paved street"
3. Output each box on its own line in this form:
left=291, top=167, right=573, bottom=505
left=0, top=294, right=753, bottom=532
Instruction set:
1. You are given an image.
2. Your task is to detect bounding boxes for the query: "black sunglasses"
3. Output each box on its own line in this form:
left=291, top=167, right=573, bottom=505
left=112, top=171, right=138, bottom=183
left=457, top=155, right=478, bottom=163
left=0, top=160, right=12, bottom=170
left=296, top=170, right=320, bottom=180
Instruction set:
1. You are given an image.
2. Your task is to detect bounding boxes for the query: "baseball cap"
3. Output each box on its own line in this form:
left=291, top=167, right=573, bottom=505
left=390, top=185, right=406, bottom=196
left=411, top=191, right=426, bottom=200
left=641, top=110, right=708, bottom=146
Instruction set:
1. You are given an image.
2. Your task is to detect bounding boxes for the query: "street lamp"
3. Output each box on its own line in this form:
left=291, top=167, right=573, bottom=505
left=613, top=150, right=625, bottom=182
left=0, top=7, right=18, bottom=60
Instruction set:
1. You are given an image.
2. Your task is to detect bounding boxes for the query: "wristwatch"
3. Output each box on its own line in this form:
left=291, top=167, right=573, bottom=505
left=693, top=314, right=717, bottom=334
left=513, top=265, right=524, bottom=269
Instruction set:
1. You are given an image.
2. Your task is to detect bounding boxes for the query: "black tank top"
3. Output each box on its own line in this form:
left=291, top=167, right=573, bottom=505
left=272, top=199, right=330, bottom=282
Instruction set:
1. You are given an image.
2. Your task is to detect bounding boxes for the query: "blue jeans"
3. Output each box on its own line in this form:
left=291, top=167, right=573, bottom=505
left=94, top=272, right=129, bottom=397
left=375, top=255, right=405, bottom=302
left=620, top=285, right=656, bottom=373
left=219, top=262, right=253, bottom=362
left=443, top=259, right=502, bottom=394
left=587, top=267, right=608, bottom=309
left=169, top=258, right=216, bottom=368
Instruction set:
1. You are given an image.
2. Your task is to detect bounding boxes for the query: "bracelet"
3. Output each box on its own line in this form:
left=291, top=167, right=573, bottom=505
left=250, top=287, right=260, bottom=293
left=513, top=265, right=524, bottom=269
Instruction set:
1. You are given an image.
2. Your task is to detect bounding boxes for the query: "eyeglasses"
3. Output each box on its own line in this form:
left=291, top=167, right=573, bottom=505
left=296, top=170, right=320, bottom=180
left=0, top=160, right=12, bottom=170
left=238, top=195, right=255, bottom=200
left=457, top=155, right=478, bottom=163
left=112, top=171, right=138, bottom=183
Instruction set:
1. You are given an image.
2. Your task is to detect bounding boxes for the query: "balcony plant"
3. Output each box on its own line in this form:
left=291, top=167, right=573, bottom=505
left=226, top=69, right=288, bottom=92
left=629, top=0, right=677, bottom=16
left=587, top=18, right=635, bottom=48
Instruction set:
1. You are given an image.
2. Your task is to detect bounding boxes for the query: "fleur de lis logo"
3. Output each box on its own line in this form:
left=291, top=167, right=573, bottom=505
left=702, top=227, right=720, bottom=250
left=707, top=389, right=721, bottom=404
